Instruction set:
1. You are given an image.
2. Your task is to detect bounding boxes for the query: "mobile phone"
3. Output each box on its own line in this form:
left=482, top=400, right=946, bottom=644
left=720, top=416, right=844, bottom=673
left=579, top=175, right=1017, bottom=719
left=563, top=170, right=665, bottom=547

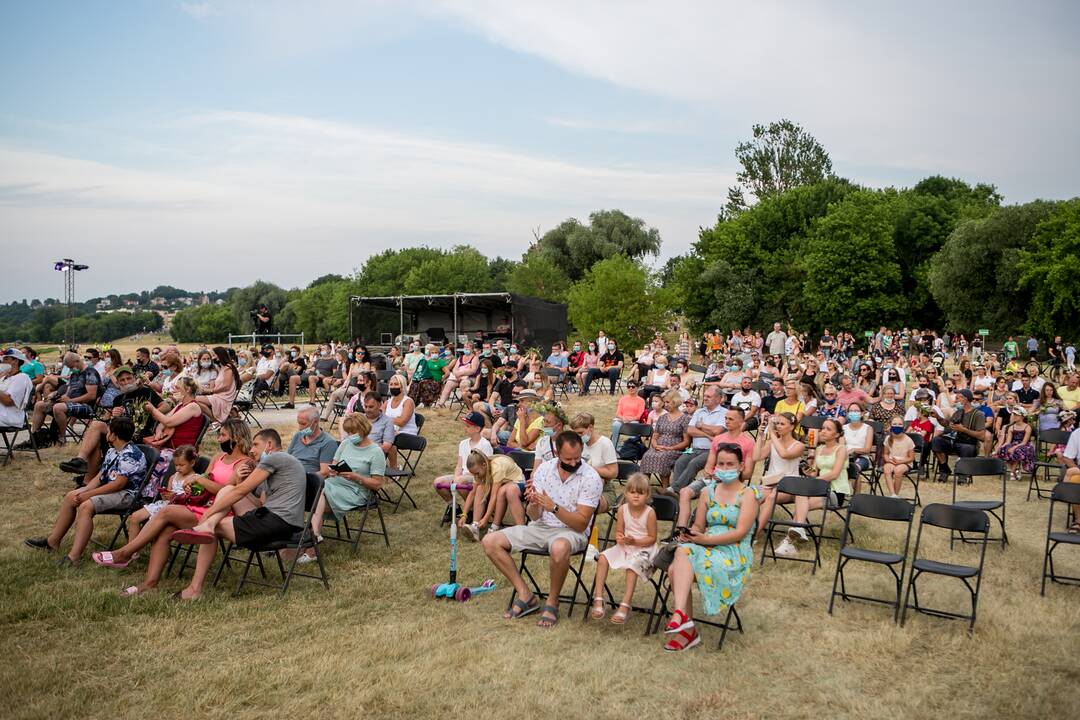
left=330, top=460, right=351, bottom=473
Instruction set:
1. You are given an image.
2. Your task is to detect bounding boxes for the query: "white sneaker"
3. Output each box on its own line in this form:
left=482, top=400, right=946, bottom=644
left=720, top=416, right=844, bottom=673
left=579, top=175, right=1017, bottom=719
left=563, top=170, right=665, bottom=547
left=296, top=553, right=317, bottom=564
left=775, top=538, right=798, bottom=556
left=889, top=494, right=899, bottom=499
left=585, top=545, right=599, bottom=563
left=787, top=527, right=809, bottom=543
left=463, top=523, right=481, bottom=542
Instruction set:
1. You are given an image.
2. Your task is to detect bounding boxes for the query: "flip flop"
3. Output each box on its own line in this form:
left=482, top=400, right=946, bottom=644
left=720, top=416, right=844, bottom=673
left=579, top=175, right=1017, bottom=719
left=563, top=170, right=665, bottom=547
left=92, top=551, right=131, bottom=569
left=119, top=585, right=149, bottom=596
left=172, top=529, right=215, bottom=545
left=503, top=594, right=540, bottom=620
left=537, top=604, right=559, bottom=629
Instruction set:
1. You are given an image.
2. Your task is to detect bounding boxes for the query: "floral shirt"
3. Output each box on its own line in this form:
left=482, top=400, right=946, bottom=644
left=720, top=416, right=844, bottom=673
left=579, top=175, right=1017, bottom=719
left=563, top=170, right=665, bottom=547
left=101, top=442, right=148, bottom=495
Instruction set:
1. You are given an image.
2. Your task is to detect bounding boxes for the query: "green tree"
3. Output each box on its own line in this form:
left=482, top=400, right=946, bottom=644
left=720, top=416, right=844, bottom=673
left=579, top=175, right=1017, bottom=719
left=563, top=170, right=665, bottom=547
left=799, top=190, right=907, bottom=331
left=356, top=247, right=445, bottom=296
left=725, top=118, right=833, bottom=215
left=228, top=281, right=288, bottom=332
left=403, top=246, right=493, bottom=295
left=170, top=305, right=240, bottom=343
left=281, top=279, right=356, bottom=342
left=534, top=210, right=661, bottom=281
left=566, top=255, right=670, bottom=348
left=505, top=251, right=571, bottom=302
left=488, top=256, right=517, bottom=289
left=1018, top=199, right=1080, bottom=338
left=929, top=200, right=1059, bottom=334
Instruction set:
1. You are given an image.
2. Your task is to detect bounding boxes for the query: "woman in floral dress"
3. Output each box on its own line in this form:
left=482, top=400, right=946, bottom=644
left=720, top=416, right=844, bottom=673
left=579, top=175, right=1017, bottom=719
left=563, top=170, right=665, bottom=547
left=638, top=390, right=690, bottom=488
left=662, top=444, right=760, bottom=651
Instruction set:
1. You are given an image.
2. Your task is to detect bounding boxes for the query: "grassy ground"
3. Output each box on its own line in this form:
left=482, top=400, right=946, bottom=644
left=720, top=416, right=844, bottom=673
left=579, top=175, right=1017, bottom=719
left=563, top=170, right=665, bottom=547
left=1, top=393, right=1078, bottom=720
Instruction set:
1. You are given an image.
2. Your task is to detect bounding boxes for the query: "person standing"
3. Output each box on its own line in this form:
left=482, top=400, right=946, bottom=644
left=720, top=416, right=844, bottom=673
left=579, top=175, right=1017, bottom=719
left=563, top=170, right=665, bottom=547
left=766, top=322, right=788, bottom=358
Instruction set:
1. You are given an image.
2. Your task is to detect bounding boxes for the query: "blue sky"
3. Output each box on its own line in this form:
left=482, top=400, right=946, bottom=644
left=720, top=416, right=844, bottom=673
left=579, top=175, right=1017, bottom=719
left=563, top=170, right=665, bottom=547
left=2, top=0, right=1078, bottom=303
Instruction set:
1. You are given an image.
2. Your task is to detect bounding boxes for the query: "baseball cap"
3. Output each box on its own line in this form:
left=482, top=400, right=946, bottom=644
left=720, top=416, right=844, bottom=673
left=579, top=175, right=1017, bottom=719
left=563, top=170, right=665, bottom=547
left=957, top=388, right=974, bottom=401
left=2, top=348, right=27, bottom=364
left=113, top=365, right=134, bottom=376
left=461, top=411, right=486, bottom=428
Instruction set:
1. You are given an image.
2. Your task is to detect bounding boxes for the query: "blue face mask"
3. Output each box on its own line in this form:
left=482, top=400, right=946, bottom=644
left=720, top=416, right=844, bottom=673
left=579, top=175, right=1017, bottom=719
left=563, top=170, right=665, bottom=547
left=890, top=426, right=904, bottom=435
left=297, top=427, right=313, bottom=439
left=260, top=450, right=271, bottom=462
left=543, top=427, right=555, bottom=437
left=715, top=469, right=740, bottom=484
left=349, top=434, right=363, bottom=446
left=847, top=411, right=862, bottom=422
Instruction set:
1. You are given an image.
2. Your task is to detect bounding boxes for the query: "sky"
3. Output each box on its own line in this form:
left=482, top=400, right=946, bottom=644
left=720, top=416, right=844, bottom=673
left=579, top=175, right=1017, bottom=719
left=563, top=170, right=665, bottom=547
left=1, top=0, right=1078, bottom=303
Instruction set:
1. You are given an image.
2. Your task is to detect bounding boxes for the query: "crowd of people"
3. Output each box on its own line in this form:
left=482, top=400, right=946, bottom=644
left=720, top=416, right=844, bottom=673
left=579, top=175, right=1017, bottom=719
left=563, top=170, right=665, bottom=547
left=3, top=321, right=1079, bottom=652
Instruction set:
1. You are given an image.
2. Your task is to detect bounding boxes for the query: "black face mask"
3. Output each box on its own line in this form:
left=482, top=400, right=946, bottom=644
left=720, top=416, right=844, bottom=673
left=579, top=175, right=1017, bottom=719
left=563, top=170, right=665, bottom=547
left=389, top=387, right=402, bottom=396
left=219, top=439, right=233, bottom=454
left=559, top=460, right=581, bottom=473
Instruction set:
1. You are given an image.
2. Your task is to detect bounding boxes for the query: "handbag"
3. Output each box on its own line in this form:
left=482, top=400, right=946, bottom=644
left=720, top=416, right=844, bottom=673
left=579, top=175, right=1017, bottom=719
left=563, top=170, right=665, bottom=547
left=651, top=539, right=681, bottom=571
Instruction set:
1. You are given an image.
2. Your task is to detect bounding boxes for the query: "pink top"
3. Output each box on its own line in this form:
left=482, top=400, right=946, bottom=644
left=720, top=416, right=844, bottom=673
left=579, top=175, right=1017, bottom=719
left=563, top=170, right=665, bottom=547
left=208, top=453, right=243, bottom=486
left=616, top=394, right=646, bottom=421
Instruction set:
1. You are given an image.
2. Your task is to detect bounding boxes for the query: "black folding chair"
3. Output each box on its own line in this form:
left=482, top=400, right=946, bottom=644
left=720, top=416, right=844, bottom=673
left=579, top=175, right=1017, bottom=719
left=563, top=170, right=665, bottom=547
left=508, top=450, right=535, bottom=480
left=900, top=503, right=990, bottom=631
left=1041, top=482, right=1080, bottom=595
left=542, top=368, right=570, bottom=400
left=828, top=494, right=916, bottom=622
left=100, top=443, right=160, bottom=550
left=376, top=369, right=397, bottom=383
left=214, top=474, right=330, bottom=597
left=1028, top=428, right=1071, bottom=501
left=615, top=422, right=653, bottom=453
left=759, top=475, right=830, bottom=573
left=0, top=414, right=41, bottom=465
left=318, top=473, right=391, bottom=553
left=382, top=432, right=426, bottom=512
left=506, top=517, right=596, bottom=620
left=232, top=380, right=262, bottom=428
left=414, top=412, right=425, bottom=435
left=951, top=456, right=1008, bottom=549
left=598, top=462, right=641, bottom=549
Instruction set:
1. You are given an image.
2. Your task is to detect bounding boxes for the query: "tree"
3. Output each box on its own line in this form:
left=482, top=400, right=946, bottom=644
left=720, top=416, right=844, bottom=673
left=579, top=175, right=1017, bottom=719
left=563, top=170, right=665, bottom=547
left=505, top=251, right=571, bottom=302
left=403, top=246, right=493, bottom=295
left=1018, top=199, right=1080, bottom=338
left=725, top=118, right=833, bottom=214
left=280, top=279, right=355, bottom=342
left=929, top=201, right=1059, bottom=334
left=356, top=247, right=445, bottom=297
left=566, top=255, right=670, bottom=348
left=534, top=210, right=662, bottom=281
left=799, top=190, right=907, bottom=332
left=171, top=305, right=240, bottom=343
left=488, top=256, right=517, bottom=289
left=227, top=281, right=288, bottom=332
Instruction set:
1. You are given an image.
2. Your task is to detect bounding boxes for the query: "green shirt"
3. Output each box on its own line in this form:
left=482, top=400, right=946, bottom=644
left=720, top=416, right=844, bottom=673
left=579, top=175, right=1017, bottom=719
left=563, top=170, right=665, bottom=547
left=416, top=357, right=448, bottom=382
left=1004, top=341, right=1018, bottom=358
left=20, top=359, right=44, bottom=379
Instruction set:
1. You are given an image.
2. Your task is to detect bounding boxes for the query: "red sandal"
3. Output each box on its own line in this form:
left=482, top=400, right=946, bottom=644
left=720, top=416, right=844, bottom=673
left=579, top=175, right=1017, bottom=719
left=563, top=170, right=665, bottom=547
left=664, top=626, right=701, bottom=652
left=664, top=609, right=693, bottom=634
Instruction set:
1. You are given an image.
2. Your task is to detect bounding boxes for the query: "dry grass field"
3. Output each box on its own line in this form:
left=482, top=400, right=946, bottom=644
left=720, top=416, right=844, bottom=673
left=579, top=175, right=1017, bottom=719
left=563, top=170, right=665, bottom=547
left=1, top=390, right=1078, bottom=720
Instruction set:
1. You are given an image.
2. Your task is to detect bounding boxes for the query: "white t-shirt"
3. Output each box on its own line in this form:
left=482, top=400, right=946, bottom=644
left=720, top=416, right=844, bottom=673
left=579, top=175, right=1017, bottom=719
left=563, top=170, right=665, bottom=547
left=904, top=406, right=943, bottom=432
left=256, top=356, right=279, bottom=378
left=458, top=436, right=493, bottom=480
left=972, top=375, right=995, bottom=391
left=582, top=435, right=617, bottom=469
left=1012, top=378, right=1046, bottom=393
left=730, top=390, right=762, bottom=413
left=1063, top=429, right=1080, bottom=463
left=843, top=422, right=872, bottom=452
left=533, top=433, right=558, bottom=464
left=0, top=371, right=32, bottom=427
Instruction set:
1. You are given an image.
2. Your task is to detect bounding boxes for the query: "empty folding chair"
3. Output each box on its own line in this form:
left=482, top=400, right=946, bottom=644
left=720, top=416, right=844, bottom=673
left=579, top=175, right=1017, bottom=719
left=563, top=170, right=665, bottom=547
left=507, top=450, right=535, bottom=480
left=413, top=412, right=425, bottom=435
left=951, top=457, right=1008, bottom=549
left=759, top=475, right=830, bottom=573
left=231, top=380, right=262, bottom=428
left=828, top=494, right=916, bottom=621
left=382, top=433, right=427, bottom=512
left=1028, top=428, right=1071, bottom=501
left=901, top=503, right=990, bottom=631
left=615, top=422, right=653, bottom=457
left=0, top=414, right=41, bottom=465
left=215, top=473, right=330, bottom=597
left=1041, top=481, right=1080, bottom=595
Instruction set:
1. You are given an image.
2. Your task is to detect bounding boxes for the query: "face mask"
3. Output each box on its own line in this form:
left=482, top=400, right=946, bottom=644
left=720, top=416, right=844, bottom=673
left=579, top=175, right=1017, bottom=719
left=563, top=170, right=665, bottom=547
left=588, top=346, right=595, bottom=352
left=349, top=434, right=364, bottom=446
left=609, top=346, right=616, bottom=352
left=656, top=362, right=666, bottom=369
left=573, top=345, right=581, bottom=351
left=533, top=382, right=543, bottom=389
left=161, top=369, right=173, bottom=377
left=889, top=426, right=904, bottom=435
left=259, top=450, right=271, bottom=462
left=483, top=350, right=492, bottom=357
left=297, top=427, right=313, bottom=438
left=543, top=427, right=555, bottom=436
left=463, top=348, right=472, bottom=356
left=580, top=433, right=591, bottom=444
left=559, top=460, right=581, bottom=473
left=715, top=468, right=740, bottom=484
left=238, top=358, right=248, bottom=367
left=219, top=439, right=234, bottom=454
left=200, top=360, right=212, bottom=369
left=290, top=351, right=298, bottom=358
left=847, top=411, right=862, bottom=422
left=510, top=347, right=518, bottom=354
left=389, top=387, right=402, bottom=396
left=480, top=368, right=489, bottom=376
left=151, top=354, right=161, bottom=362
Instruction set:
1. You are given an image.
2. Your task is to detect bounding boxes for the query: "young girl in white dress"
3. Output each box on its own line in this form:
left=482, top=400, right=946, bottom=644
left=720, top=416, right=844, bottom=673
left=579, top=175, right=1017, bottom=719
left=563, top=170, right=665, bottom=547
left=589, top=473, right=658, bottom=624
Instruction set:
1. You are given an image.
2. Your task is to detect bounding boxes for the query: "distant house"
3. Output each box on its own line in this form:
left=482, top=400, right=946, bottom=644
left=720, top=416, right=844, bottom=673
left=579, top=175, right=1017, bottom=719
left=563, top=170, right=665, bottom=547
left=123, top=299, right=138, bottom=307
left=199, top=294, right=210, bottom=305
left=96, top=299, right=112, bottom=309
left=214, top=299, right=225, bottom=305
left=150, top=297, right=166, bottom=306
left=178, top=297, right=194, bottom=306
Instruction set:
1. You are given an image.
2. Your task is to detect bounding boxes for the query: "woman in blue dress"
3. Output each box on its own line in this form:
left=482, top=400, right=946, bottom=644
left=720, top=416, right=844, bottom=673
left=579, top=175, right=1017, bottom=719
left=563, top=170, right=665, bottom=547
left=662, top=443, right=761, bottom=652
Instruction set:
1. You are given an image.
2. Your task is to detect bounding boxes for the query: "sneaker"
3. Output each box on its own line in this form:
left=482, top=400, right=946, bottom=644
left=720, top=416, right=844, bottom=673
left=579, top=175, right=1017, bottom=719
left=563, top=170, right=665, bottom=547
left=24, top=537, right=55, bottom=551
left=462, top=523, right=481, bottom=542
left=585, top=545, right=599, bottom=563
left=296, top=553, right=317, bottom=565
left=282, top=403, right=295, bottom=409
left=775, top=538, right=798, bottom=556
left=889, top=494, right=900, bottom=499
left=490, top=524, right=501, bottom=533
left=787, top=527, right=809, bottom=543
left=59, top=457, right=88, bottom=474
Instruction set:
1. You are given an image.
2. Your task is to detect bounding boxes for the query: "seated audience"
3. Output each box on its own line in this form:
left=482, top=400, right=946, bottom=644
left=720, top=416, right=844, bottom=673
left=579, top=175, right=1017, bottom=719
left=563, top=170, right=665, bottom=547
left=193, top=346, right=239, bottom=423
left=287, top=405, right=339, bottom=477
left=881, top=416, right=915, bottom=498
left=678, top=408, right=756, bottom=528
left=993, top=405, right=1035, bottom=481
left=0, top=349, right=34, bottom=429
left=30, top=351, right=100, bottom=444
left=433, top=411, right=494, bottom=511
left=582, top=340, right=624, bottom=396
left=638, top=390, right=690, bottom=489
left=589, top=473, right=658, bottom=624
left=142, top=376, right=205, bottom=452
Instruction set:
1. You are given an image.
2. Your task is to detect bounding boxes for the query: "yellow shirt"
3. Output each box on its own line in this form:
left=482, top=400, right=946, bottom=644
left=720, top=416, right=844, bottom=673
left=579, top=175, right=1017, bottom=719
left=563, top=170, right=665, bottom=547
left=774, top=399, right=804, bottom=418
left=488, top=454, right=525, bottom=489
left=511, top=416, right=545, bottom=450
left=1057, top=386, right=1080, bottom=410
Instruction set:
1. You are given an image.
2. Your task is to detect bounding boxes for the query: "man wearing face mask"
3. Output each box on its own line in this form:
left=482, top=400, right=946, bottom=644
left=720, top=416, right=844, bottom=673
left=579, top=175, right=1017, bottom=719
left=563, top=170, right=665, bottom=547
left=285, top=405, right=339, bottom=477
left=482, top=431, right=602, bottom=627
left=29, top=351, right=100, bottom=444
left=583, top=340, right=624, bottom=396
left=253, top=344, right=279, bottom=396
left=172, top=428, right=306, bottom=600
left=0, top=348, right=34, bottom=431
left=131, top=347, right=160, bottom=381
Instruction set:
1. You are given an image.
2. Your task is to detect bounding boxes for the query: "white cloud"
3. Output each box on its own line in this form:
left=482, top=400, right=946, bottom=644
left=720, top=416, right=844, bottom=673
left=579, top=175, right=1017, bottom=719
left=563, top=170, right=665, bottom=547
left=179, top=2, right=215, bottom=21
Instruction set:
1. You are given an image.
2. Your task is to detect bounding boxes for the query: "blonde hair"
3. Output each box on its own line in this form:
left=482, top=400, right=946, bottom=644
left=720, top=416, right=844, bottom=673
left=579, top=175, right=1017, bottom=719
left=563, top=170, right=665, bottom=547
left=569, top=412, right=595, bottom=431
left=466, top=450, right=492, bottom=486
left=624, top=472, right=650, bottom=495
left=174, top=376, right=198, bottom=397
left=342, top=412, right=372, bottom=438
left=219, top=418, right=253, bottom=456
left=664, top=389, right=683, bottom=406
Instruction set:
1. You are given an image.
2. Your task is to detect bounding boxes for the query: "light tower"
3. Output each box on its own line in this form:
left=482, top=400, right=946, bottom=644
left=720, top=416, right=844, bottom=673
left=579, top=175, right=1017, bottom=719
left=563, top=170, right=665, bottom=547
left=53, top=259, right=89, bottom=347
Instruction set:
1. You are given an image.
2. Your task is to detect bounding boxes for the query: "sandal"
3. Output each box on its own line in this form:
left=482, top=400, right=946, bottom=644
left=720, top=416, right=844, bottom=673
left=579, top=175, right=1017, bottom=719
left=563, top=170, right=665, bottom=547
left=92, top=551, right=131, bottom=569
left=610, top=602, right=631, bottom=625
left=664, top=609, right=692, bottom=634
left=663, top=627, right=701, bottom=652
left=171, top=529, right=215, bottom=545
left=503, top=594, right=540, bottom=620
left=1068, top=522, right=1080, bottom=535
left=537, top=604, right=559, bottom=629
left=589, top=597, right=606, bottom=620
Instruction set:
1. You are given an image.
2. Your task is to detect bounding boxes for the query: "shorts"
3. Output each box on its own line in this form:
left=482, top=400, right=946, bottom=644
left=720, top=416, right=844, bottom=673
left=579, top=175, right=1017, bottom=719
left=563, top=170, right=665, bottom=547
left=233, top=507, right=302, bottom=549
left=498, top=523, right=589, bottom=554
left=89, top=491, right=134, bottom=513
left=851, top=456, right=872, bottom=472
left=828, top=492, right=847, bottom=509
left=65, top=402, right=96, bottom=418
left=688, top=478, right=708, bottom=494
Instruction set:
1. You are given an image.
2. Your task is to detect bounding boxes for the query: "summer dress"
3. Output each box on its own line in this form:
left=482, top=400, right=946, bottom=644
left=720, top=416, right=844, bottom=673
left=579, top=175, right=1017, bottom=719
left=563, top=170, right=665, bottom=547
left=682, top=483, right=763, bottom=614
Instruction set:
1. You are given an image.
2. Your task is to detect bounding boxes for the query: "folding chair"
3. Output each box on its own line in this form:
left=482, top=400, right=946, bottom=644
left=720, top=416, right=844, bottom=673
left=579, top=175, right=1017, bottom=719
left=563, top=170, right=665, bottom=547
left=900, top=432, right=926, bottom=506
left=376, top=370, right=397, bottom=383
left=588, top=494, right=678, bottom=635
left=951, top=456, right=1008, bottom=549
left=900, top=503, right=990, bottom=631
left=598, top=462, right=641, bottom=549
left=414, top=412, right=425, bottom=435
left=0, top=414, right=41, bottom=465
left=1028, top=428, right=1071, bottom=501
left=542, top=368, right=570, bottom=400
left=615, top=422, right=653, bottom=454
left=759, top=475, right=830, bottom=573
left=382, top=432, right=426, bottom=512
left=1041, top=481, right=1080, bottom=595
left=508, top=450, right=535, bottom=480
left=506, top=518, right=596, bottom=619
left=857, top=421, right=884, bottom=496
left=317, top=473, right=392, bottom=553
left=215, top=474, right=330, bottom=597
left=231, top=380, right=262, bottom=428
left=828, top=494, right=916, bottom=621
left=100, top=443, right=160, bottom=550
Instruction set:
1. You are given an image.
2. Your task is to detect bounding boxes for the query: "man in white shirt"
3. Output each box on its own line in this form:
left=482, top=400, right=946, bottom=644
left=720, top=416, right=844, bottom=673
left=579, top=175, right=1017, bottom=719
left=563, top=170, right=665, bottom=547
left=0, top=349, right=33, bottom=428
left=730, top=376, right=762, bottom=429
left=482, top=431, right=602, bottom=627
left=671, top=386, right=727, bottom=494
left=766, top=322, right=787, bottom=357
left=254, top=343, right=279, bottom=395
